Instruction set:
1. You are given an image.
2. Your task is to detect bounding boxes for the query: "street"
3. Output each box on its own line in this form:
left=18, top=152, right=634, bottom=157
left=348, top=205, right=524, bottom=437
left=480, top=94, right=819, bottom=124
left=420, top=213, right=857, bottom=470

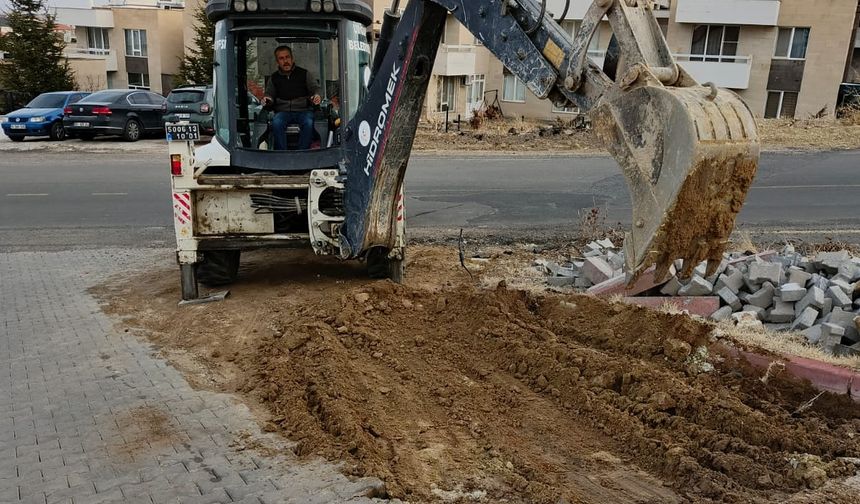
left=1, top=148, right=860, bottom=250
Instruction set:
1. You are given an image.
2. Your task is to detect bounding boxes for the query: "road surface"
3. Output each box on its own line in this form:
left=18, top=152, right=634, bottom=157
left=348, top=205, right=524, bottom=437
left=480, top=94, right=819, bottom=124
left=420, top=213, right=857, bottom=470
left=1, top=149, right=859, bottom=250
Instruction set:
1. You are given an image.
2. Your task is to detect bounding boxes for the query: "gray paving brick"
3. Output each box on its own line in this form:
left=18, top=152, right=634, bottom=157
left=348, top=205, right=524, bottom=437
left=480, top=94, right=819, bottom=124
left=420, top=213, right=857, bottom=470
left=1, top=249, right=390, bottom=504
left=71, top=488, right=124, bottom=504
left=45, top=482, right=95, bottom=504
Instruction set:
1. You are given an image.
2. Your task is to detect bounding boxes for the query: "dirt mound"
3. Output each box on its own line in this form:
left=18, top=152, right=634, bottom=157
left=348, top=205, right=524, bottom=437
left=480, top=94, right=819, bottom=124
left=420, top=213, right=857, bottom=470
left=94, top=246, right=860, bottom=503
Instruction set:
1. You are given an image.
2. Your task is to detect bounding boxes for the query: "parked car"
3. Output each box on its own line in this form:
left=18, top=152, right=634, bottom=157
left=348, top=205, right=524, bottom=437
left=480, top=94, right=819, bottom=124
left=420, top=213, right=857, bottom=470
left=1, top=91, right=89, bottom=141
left=63, top=89, right=167, bottom=142
left=162, top=86, right=261, bottom=136
left=163, top=86, right=215, bottom=135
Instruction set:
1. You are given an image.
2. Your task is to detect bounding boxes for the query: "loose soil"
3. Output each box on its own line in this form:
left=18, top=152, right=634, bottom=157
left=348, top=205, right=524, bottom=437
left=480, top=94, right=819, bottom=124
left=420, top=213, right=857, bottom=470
left=93, top=245, right=860, bottom=503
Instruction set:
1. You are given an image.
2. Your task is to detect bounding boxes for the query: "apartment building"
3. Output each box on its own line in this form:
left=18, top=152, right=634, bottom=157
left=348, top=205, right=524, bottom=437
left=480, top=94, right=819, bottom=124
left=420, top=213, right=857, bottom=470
left=53, top=0, right=185, bottom=95
left=846, top=2, right=860, bottom=83
left=664, top=0, right=858, bottom=119
left=372, top=0, right=860, bottom=121
left=369, top=0, right=666, bottom=120
left=371, top=1, right=496, bottom=120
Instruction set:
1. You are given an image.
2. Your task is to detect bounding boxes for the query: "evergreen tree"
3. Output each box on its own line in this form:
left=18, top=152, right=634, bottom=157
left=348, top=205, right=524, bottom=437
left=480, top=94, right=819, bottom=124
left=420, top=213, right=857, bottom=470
left=175, top=4, right=214, bottom=86
left=0, top=0, right=76, bottom=97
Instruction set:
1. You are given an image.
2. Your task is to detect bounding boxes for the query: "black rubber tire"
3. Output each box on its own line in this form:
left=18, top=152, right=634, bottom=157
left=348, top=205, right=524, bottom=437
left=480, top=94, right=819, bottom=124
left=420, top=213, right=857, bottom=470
left=195, top=250, right=241, bottom=287
left=8, top=135, right=24, bottom=142
left=367, top=247, right=405, bottom=283
left=122, top=119, right=142, bottom=142
left=49, top=121, right=66, bottom=141
left=78, top=133, right=96, bottom=141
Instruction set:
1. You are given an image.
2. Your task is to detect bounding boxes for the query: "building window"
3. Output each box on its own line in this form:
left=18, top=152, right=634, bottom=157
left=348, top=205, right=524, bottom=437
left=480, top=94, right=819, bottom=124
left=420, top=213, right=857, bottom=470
left=690, top=25, right=739, bottom=62
left=774, top=27, right=810, bottom=60
left=502, top=71, right=526, bottom=103
left=466, top=74, right=485, bottom=113
left=765, top=90, right=798, bottom=118
left=436, top=76, right=456, bottom=112
left=87, top=27, right=110, bottom=54
left=125, top=29, right=147, bottom=57
left=552, top=103, right=580, bottom=114
left=128, top=72, right=150, bottom=90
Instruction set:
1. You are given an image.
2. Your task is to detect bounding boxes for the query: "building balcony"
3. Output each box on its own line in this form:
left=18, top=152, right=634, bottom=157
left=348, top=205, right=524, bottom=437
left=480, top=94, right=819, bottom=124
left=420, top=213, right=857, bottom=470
left=674, top=53, right=752, bottom=90
left=434, top=44, right=477, bottom=76
left=675, top=0, right=780, bottom=26
left=546, top=1, right=668, bottom=20
left=66, top=48, right=118, bottom=72
left=53, top=7, right=114, bottom=28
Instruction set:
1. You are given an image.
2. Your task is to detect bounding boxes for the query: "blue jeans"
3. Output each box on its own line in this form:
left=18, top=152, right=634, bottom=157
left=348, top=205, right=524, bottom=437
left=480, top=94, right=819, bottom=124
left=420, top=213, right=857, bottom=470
left=272, top=111, right=314, bottom=150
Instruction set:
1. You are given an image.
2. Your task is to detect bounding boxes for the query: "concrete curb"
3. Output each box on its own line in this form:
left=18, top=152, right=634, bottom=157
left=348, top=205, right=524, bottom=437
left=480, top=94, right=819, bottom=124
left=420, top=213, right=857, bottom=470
left=737, top=349, right=860, bottom=401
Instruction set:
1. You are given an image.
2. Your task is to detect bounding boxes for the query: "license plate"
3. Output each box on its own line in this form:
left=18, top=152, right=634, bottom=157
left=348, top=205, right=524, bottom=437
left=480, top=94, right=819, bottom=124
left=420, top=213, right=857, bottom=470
left=165, top=123, right=200, bottom=142
left=10, top=124, right=25, bottom=129
left=73, top=122, right=90, bottom=127
left=177, top=113, right=191, bottom=119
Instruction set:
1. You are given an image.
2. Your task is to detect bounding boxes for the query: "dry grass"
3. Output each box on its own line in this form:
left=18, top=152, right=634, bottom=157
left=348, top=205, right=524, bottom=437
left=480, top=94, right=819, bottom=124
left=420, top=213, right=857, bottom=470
left=715, top=322, right=860, bottom=370
left=757, top=117, right=860, bottom=151
left=413, top=115, right=860, bottom=154
left=731, top=230, right=759, bottom=255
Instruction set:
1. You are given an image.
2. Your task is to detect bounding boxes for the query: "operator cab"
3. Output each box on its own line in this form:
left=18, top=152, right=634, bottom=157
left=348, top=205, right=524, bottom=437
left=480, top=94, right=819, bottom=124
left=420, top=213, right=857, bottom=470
left=206, top=0, right=372, bottom=172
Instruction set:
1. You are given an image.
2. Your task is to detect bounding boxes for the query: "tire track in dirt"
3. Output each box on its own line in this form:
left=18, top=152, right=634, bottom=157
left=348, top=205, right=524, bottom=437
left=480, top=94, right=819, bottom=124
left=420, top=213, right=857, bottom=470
left=94, top=246, right=860, bottom=503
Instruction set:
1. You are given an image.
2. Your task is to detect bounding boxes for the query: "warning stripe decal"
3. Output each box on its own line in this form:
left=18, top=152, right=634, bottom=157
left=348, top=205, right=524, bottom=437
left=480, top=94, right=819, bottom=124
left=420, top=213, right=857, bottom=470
left=396, top=192, right=404, bottom=222
left=173, top=192, right=191, bottom=225
left=173, top=192, right=191, bottom=211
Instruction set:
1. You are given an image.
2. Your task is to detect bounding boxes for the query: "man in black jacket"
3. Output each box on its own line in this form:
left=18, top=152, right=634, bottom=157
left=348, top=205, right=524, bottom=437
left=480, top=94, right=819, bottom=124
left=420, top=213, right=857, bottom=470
left=263, top=46, right=321, bottom=150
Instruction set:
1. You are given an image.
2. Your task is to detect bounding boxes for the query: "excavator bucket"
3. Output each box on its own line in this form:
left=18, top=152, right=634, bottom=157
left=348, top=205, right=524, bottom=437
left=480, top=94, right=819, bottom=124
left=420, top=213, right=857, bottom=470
left=591, top=84, right=759, bottom=282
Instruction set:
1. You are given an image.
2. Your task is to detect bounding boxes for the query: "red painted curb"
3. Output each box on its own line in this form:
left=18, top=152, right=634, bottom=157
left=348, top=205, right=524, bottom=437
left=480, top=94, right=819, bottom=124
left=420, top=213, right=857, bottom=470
left=737, top=349, right=859, bottom=400
left=622, top=296, right=720, bottom=318
left=587, top=265, right=673, bottom=297
left=727, top=250, right=777, bottom=266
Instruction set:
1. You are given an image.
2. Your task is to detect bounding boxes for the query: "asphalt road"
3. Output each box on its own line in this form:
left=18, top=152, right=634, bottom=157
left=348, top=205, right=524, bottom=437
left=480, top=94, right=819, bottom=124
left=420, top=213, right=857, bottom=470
left=2, top=148, right=859, bottom=250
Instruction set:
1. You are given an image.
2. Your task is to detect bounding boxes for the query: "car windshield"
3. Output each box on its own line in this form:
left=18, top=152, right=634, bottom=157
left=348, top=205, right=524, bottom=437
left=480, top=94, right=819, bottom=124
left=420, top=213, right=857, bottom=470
left=169, top=90, right=206, bottom=104
left=80, top=90, right=127, bottom=103
left=26, top=93, right=68, bottom=109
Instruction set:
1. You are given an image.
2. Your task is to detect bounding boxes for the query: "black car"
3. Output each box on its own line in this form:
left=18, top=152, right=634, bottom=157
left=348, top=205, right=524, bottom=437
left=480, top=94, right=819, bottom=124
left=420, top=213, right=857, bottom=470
left=63, top=89, right=167, bottom=141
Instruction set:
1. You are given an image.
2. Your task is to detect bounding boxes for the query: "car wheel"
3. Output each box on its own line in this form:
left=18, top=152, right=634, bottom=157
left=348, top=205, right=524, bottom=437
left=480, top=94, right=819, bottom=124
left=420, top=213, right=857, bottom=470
left=49, top=122, right=66, bottom=141
left=122, top=119, right=142, bottom=142
left=8, top=135, right=25, bottom=142
left=195, top=250, right=241, bottom=287
left=78, top=133, right=96, bottom=141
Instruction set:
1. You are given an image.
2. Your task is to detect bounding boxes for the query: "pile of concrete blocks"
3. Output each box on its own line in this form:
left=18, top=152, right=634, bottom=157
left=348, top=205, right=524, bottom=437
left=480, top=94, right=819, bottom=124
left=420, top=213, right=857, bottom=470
left=536, top=242, right=860, bottom=356
left=534, top=239, right=624, bottom=289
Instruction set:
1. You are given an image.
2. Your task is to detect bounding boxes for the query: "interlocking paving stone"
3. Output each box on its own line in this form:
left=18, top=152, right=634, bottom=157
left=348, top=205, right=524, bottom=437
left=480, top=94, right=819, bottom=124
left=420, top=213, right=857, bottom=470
left=1, top=249, right=397, bottom=503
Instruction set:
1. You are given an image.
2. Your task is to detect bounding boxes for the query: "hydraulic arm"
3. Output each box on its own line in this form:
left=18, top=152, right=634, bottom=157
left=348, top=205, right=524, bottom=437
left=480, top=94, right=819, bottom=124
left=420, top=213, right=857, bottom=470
left=341, top=0, right=759, bottom=281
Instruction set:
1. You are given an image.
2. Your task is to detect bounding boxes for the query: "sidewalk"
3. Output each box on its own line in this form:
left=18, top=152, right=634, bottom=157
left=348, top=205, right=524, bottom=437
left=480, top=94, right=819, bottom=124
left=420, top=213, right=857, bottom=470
left=0, top=127, right=166, bottom=154
left=0, top=248, right=391, bottom=503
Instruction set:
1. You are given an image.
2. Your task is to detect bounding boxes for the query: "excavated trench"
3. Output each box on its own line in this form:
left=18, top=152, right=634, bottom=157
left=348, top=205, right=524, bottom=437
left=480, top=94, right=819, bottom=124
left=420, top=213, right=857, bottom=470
left=95, top=246, right=860, bottom=503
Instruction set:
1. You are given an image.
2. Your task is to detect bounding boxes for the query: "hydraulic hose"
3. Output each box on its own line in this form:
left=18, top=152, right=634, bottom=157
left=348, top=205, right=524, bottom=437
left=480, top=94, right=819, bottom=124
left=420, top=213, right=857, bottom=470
left=525, top=0, right=546, bottom=36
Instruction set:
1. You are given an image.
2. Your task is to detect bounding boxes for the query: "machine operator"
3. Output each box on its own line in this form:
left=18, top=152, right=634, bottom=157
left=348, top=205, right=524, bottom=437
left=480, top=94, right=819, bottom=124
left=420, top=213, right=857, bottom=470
left=262, top=46, right=322, bottom=150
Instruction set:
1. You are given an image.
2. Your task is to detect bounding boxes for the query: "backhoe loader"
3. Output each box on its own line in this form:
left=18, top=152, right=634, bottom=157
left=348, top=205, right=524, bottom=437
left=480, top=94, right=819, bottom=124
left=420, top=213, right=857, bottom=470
left=167, top=0, right=759, bottom=300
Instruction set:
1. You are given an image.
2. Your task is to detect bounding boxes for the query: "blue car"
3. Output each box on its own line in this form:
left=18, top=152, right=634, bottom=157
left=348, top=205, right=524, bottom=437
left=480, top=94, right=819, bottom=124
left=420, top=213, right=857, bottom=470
left=1, top=91, right=90, bottom=142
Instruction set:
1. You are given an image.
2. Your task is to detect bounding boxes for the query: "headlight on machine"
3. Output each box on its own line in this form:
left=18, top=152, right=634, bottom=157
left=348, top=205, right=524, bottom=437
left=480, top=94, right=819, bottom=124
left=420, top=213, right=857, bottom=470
left=30, top=117, right=45, bottom=123
left=233, top=0, right=245, bottom=12
left=246, top=0, right=258, bottom=11
left=323, top=0, right=334, bottom=12
left=0, top=117, right=7, bottom=123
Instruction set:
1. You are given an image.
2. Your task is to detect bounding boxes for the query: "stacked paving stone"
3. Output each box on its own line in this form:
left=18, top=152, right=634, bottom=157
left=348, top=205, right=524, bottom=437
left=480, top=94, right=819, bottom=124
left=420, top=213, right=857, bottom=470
left=536, top=241, right=860, bottom=356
